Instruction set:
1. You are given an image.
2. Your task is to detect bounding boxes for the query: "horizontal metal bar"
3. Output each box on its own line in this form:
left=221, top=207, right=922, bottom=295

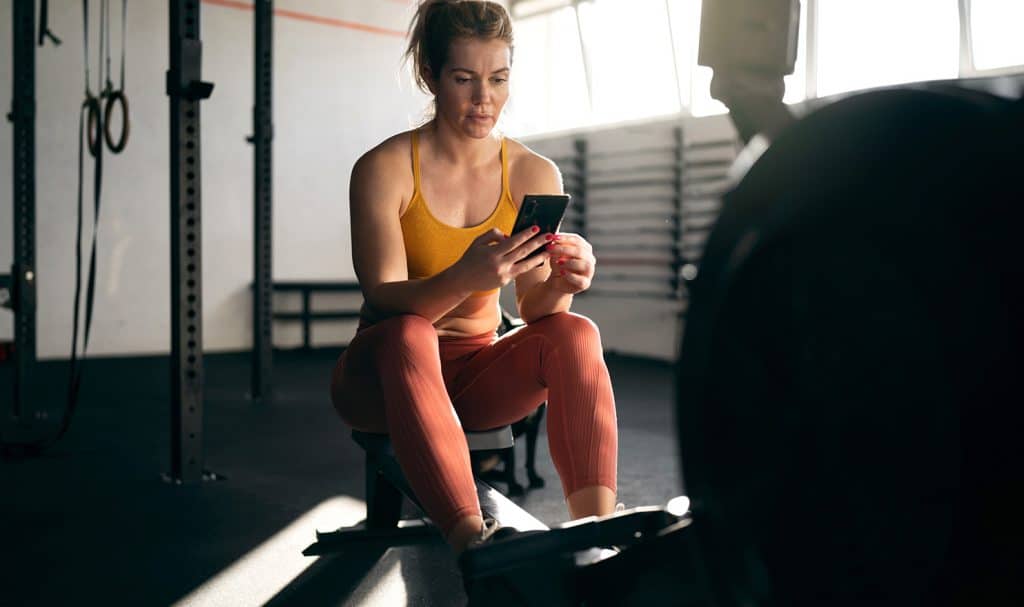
left=683, top=158, right=733, bottom=170
left=588, top=226, right=676, bottom=236
left=589, top=211, right=678, bottom=222
left=684, top=139, right=735, bottom=151
left=587, top=145, right=676, bottom=160
left=273, top=311, right=361, bottom=321
left=598, top=258, right=677, bottom=266
left=588, top=164, right=679, bottom=177
left=580, top=289, right=679, bottom=300
left=269, top=281, right=361, bottom=292
left=596, top=243, right=679, bottom=253
left=588, top=179, right=678, bottom=190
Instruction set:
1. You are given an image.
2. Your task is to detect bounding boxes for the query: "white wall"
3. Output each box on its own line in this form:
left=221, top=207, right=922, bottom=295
left=0, top=0, right=431, bottom=358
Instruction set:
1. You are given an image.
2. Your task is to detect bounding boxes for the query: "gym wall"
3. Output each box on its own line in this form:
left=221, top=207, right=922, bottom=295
left=0, top=1, right=432, bottom=358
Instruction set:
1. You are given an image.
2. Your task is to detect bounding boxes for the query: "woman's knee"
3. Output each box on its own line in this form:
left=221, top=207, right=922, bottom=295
left=536, top=311, right=602, bottom=344
left=375, top=313, right=436, bottom=345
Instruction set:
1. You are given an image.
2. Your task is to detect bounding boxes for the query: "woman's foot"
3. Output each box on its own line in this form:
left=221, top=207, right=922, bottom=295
left=566, top=485, right=617, bottom=519
left=447, top=514, right=485, bottom=556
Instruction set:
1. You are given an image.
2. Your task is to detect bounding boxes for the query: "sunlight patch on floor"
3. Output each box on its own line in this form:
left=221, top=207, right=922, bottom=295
left=173, top=495, right=365, bottom=607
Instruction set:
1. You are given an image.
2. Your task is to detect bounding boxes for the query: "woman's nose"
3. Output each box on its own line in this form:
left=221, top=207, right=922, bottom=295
left=473, top=81, right=490, bottom=104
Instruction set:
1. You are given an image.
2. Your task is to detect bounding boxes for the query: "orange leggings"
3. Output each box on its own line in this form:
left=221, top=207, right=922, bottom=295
left=329, top=311, right=618, bottom=538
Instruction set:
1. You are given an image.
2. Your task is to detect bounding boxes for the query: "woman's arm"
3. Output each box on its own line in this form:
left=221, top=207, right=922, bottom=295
left=350, top=145, right=473, bottom=323
left=513, top=155, right=577, bottom=323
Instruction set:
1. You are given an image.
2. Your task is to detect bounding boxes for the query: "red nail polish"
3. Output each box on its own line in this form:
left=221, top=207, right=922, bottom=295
left=532, top=225, right=539, bottom=233
left=557, top=259, right=565, bottom=265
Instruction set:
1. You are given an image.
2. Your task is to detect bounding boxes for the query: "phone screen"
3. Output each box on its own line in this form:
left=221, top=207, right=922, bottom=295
left=511, top=194, right=571, bottom=259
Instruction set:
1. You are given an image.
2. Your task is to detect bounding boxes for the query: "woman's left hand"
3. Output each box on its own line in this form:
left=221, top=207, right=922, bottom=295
left=543, top=232, right=596, bottom=294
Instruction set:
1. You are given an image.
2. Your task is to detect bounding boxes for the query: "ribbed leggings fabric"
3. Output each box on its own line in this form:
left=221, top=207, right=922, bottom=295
left=329, top=311, right=618, bottom=538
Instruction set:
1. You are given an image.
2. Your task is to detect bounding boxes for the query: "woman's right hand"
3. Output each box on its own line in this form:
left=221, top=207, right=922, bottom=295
left=451, top=227, right=552, bottom=292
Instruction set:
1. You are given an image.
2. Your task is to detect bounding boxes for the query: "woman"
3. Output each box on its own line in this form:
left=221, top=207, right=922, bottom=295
left=329, top=0, right=618, bottom=556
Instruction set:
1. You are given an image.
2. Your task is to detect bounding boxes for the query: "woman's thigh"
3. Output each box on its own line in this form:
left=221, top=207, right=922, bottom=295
left=447, top=326, right=552, bottom=431
left=329, top=327, right=391, bottom=433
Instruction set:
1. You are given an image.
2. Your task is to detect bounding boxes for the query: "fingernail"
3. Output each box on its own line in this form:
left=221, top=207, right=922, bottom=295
left=557, top=259, right=565, bottom=265
left=546, top=244, right=556, bottom=251
left=559, top=270, right=565, bottom=277
left=545, top=234, right=556, bottom=241
left=532, top=225, right=539, bottom=233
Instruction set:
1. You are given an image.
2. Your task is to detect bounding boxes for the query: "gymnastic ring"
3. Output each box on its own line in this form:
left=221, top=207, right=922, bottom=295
left=85, top=96, right=103, bottom=158
left=103, top=90, right=130, bottom=154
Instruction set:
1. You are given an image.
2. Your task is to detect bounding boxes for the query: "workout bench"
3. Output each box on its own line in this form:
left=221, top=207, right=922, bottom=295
left=303, top=424, right=550, bottom=556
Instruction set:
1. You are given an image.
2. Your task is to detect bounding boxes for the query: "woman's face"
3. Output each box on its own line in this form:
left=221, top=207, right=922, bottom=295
left=430, top=37, right=511, bottom=138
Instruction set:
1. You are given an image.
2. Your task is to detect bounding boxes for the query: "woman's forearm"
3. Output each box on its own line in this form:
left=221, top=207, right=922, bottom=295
left=518, top=279, right=573, bottom=323
left=366, top=266, right=474, bottom=323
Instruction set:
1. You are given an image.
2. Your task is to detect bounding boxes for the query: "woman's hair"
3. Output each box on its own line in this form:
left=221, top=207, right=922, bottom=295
left=405, top=1, right=514, bottom=94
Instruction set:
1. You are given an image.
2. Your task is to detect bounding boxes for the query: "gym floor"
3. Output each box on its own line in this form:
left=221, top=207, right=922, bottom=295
left=1, top=347, right=680, bottom=606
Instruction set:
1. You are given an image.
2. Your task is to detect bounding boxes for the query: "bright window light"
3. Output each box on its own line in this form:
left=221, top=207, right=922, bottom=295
left=970, top=0, right=1024, bottom=70
left=668, top=0, right=727, bottom=117
left=577, top=0, right=681, bottom=124
left=816, top=0, right=959, bottom=97
left=783, top=0, right=808, bottom=104
left=508, top=7, right=590, bottom=136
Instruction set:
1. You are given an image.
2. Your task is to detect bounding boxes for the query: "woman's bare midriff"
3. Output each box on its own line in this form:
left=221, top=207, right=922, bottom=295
left=434, top=291, right=502, bottom=337
left=359, top=291, right=503, bottom=338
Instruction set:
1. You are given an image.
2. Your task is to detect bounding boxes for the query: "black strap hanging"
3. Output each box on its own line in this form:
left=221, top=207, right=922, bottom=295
left=56, top=0, right=107, bottom=450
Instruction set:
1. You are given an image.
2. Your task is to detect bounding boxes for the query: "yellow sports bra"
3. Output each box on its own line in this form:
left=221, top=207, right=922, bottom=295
left=400, top=130, right=518, bottom=297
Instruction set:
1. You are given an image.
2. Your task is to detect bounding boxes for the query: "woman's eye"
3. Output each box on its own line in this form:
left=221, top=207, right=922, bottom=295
left=492, top=78, right=508, bottom=84
left=455, top=78, right=471, bottom=84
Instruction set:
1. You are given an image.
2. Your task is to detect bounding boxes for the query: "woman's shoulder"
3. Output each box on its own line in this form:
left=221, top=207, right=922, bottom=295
left=504, top=136, right=563, bottom=194
left=354, top=129, right=417, bottom=175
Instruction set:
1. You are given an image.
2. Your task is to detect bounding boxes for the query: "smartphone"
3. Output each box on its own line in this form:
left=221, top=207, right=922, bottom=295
left=511, top=194, right=571, bottom=259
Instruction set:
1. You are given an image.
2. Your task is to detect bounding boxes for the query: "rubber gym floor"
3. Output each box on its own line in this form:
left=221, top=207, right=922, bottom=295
left=1, top=347, right=680, bottom=606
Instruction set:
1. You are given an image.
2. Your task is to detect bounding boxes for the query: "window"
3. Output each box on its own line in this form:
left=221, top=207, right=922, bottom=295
left=970, top=0, right=1024, bottom=70
left=507, top=7, right=590, bottom=135
left=577, top=0, right=681, bottom=124
left=509, top=0, right=1016, bottom=137
left=783, top=0, right=809, bottom=104
left=816, top=0, right=959, bottom=97
left=667, top=0, right=727, bottom=117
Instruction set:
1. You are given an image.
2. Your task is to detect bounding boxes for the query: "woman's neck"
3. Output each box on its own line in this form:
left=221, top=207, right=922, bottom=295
left=424, top=119, right=501, bottom=168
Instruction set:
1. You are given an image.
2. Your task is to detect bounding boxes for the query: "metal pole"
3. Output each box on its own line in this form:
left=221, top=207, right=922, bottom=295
left=251, top=0, right=274, bottom=402
left=6, top=0, right=39, bottom=438
left=166, top=0, right=213, bottom=483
